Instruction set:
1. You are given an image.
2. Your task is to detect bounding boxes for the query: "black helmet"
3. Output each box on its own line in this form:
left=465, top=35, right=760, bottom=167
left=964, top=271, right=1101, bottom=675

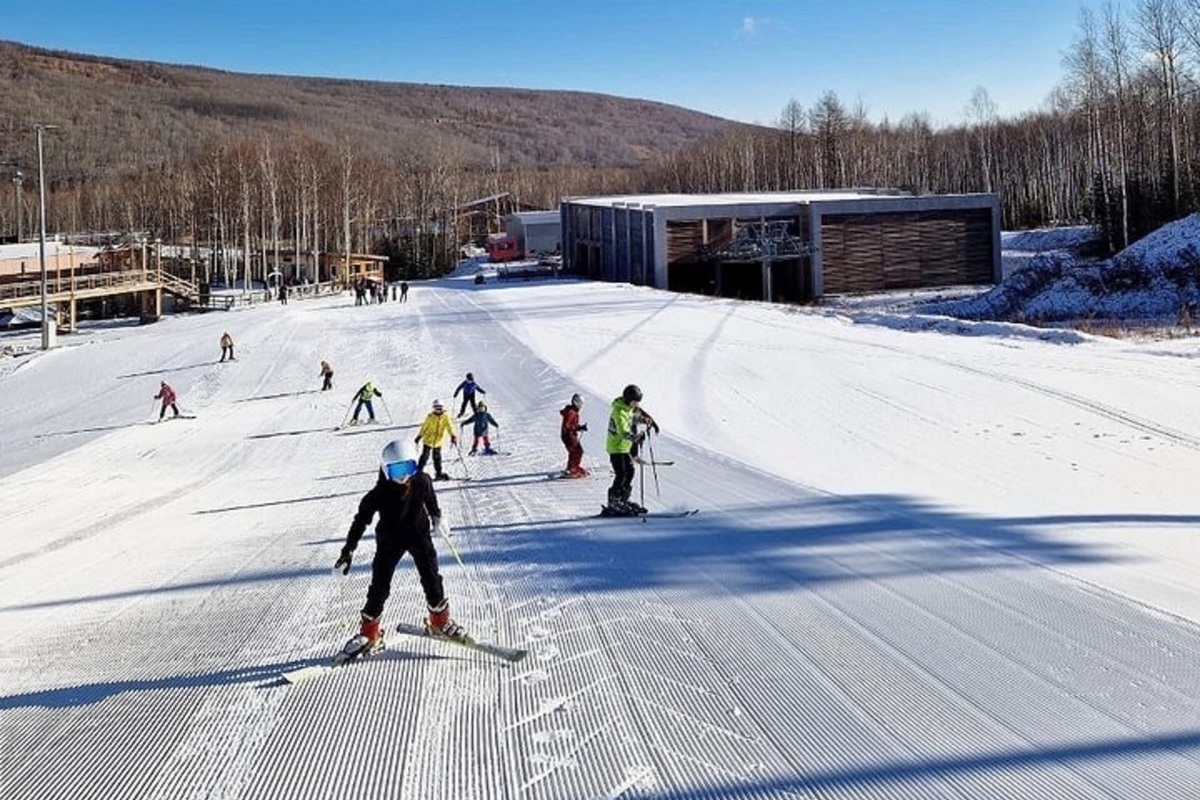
left=622, top=384, right=643, bottom=404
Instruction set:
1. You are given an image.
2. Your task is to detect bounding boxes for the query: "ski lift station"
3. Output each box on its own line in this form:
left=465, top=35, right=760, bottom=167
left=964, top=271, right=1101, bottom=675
left=560, top=190, right=1001, bottom=302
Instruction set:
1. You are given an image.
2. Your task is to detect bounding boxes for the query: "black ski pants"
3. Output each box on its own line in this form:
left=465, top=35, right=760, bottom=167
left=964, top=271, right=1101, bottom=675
left=609, top=452, right=635, bottom=502
left=417, top=444, right=444, bottom=475
left=362, top=531, right=445, bottom=619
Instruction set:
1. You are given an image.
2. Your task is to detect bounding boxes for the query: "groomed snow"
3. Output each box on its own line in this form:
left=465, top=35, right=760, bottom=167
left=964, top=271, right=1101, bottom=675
left=5, top=264, right=1200, bottom=799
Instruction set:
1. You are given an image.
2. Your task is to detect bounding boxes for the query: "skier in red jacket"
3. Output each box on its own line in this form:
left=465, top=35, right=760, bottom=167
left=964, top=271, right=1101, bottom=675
left=560, top=393, right=588, bottom=477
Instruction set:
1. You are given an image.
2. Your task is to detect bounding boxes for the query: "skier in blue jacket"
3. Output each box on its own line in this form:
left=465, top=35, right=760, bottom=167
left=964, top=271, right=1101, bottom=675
left=460, top=401, right=500, bottom=454
left=453, top=372, right=486, bottom=418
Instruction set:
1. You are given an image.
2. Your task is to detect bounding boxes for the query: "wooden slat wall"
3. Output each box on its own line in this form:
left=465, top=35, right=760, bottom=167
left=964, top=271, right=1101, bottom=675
left=821, top=209, right=994, bottom=294
left=667, top=220, right=705, bottom=265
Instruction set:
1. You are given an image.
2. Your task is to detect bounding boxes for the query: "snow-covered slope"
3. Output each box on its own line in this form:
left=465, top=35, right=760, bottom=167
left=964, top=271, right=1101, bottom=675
left=5, top=278, right=1200, bottom=799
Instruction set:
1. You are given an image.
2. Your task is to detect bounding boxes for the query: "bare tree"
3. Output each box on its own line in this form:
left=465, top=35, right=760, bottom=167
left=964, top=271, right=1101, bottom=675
left=777, top=99, right=806, bottom=190
left=966, top=87, right=998, bottom=193
left=1137, top=0, right=1187, bottom=215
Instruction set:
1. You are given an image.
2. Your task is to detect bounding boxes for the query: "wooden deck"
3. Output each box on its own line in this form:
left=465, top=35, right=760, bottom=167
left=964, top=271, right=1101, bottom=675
left=0, top=269, right=195, bottom=309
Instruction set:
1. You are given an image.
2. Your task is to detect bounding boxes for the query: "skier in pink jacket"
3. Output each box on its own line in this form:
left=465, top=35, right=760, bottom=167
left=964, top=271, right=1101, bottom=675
left=155, top=381, right=180, bottom=421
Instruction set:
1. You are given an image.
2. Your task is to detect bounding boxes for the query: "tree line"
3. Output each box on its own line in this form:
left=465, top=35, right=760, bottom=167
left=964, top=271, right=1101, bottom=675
left=6, top=0, right=1200, bottom=281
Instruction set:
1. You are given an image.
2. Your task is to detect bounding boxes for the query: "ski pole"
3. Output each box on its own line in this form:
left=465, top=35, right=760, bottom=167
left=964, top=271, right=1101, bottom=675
left=379, top=395, right=394, bottom=424
left=436, top=519, right=467, bottom=572
left=454, top=438, right=472, bottom=480
left=648, top=432, right=662, bottom=498
left=638, top=447, right=646, bottom=510
left=339, top=397, right=356, bottom=428
left=433, top=513, right=493, bottom=629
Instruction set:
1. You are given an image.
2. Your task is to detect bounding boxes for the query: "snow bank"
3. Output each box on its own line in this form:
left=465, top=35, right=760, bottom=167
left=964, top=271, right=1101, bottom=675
left=933, top=215, right=1200, bottom=325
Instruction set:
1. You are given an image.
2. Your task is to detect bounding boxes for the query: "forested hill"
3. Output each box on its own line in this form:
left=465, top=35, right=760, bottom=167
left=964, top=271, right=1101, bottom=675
left=0, top=41, right=739, bottom=180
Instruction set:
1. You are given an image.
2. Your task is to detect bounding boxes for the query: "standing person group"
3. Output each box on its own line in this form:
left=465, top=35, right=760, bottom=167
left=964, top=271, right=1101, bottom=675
left=453, top=372, right=486, bottom=418
left=414, top=399, right=457, bottom=480
left=219, top=332, right=235, bottom=362
left=604, top=384, right=659, bottom=514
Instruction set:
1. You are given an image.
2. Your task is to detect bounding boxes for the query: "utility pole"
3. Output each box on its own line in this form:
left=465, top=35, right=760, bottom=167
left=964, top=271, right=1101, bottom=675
left=12, top=171, right=22, bottom=242
left=35, top=123, right=60, bottom=350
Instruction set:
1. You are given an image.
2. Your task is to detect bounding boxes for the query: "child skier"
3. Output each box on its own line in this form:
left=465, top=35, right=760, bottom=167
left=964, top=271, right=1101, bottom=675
left=333, top=439, right=465, bottom=662
left=560, top=393, right=588, bottom=477
left=414, top=399, right=457, bottom=480
left=351, top=381, right=382, bottom=424
left=460, top=401, right=500, bottom=455
left=453, top=372, right=486, bottom=418
left=604, top=384, right=659, bottom=514
left=219, top=332, right=235, bottom=362
left=154, top=381, right=180, bottom=421
left=319, top=360, right=334, bottom=391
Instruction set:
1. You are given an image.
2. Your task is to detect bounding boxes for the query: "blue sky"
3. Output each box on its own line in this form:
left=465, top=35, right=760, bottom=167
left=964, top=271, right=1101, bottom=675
left=7, top=0, right=1087, bottom=127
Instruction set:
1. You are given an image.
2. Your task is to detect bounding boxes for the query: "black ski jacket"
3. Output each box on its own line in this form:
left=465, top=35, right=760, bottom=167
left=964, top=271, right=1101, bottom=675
left=344, top=471, right=441, bottom=552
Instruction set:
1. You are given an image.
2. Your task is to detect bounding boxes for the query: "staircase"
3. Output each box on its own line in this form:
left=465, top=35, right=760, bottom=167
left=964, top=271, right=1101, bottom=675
left=157, top=270, right=201, bottom=304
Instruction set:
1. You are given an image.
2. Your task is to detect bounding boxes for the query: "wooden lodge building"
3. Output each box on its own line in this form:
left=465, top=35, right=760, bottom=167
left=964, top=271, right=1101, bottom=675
left=560, top=190, right=1001, bottom=303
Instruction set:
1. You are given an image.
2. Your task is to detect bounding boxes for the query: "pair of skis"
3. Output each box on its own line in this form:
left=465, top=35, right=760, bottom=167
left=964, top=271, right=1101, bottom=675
left=282, top=622, right=528, bottom=684
left=599, top=506, right=699, bottom=519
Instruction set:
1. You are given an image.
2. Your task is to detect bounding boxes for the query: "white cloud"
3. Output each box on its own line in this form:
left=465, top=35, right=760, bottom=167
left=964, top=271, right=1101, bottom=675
left=739, top=16, right=758, bottom=38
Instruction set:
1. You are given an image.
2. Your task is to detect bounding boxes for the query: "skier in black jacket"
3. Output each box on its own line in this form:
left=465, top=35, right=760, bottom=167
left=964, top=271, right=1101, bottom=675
left=334, top=439, right=465, bottom=660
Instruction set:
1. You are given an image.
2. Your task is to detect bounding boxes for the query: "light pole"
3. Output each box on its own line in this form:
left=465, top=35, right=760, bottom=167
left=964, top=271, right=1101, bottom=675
left=11, top=171, right=22, bottom=242
left=35, top=123, right=59, bottom=350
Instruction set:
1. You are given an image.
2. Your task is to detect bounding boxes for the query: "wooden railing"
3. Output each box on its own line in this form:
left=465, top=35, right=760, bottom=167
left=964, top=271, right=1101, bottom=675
left=0, top=270, right=158, bottom=307
left=0, top=270, right=344, bottom=311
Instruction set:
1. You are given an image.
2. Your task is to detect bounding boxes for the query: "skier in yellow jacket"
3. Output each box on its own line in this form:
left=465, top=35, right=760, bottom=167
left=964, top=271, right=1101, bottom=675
left=414, top=399, right=458, bottom=480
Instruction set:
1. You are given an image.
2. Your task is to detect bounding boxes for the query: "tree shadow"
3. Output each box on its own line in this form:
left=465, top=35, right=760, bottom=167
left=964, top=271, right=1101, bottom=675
left=0, top=649, right=439, bottom=710
left=36, top=420, right=151, bottom=438
left=193, top=491, right=360, bottom=515
left=335, top=422, right=418, bottom=436
left=449, top=493, right=1152, bottom=596
left=116, top=361, right=215, bottom=379
left=316, top=469, right=377, bottom=481
left=8, top=493, right=1180, bottom=614
left=236, top=390, right=318, bottom=402
left=246, top=426, right=338, bottom=440
left=1, top=563, right=368, bottom=611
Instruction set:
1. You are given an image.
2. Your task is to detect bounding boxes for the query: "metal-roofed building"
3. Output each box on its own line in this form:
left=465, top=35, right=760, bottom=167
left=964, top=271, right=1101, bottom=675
left=506, top=211, right=561, bottom=257
left=561, top=190, right=1001, bottom=302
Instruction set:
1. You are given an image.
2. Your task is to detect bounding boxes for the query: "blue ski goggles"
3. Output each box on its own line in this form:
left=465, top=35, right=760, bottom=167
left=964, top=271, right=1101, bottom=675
left=384, top=460, right=418, bottom=482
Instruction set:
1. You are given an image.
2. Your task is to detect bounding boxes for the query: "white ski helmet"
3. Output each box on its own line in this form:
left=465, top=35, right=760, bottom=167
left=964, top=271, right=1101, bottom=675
left=380, top=439, right=419, bottom=482
left=570, top=393, right=584, bottom=409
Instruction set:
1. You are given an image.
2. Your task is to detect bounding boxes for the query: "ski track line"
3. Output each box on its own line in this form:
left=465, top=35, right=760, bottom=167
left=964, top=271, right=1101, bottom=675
left=816, top=327, right=1200, bottom=452
left=431, top=286, right=677, bottom=798
left=410, top=287, right=598, bottom=799
left=672, top=474, right=1195, bottom=796
left=658, top=468, right=1106, bottom=797
left=804, top=555, right=1129, bottom=797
